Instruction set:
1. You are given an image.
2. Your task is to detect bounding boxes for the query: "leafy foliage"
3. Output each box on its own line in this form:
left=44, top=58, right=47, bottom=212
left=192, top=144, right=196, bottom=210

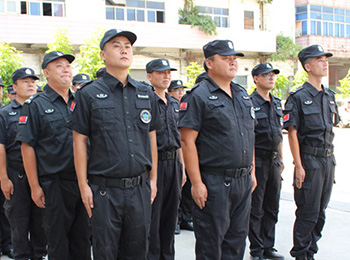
left=184, top=62, right=204, bottom=88
left=338, top=69, right=350, bottom=98
left=46, top=28, right=74, bottom=54
left=257, top=0, right=273, bottom=4
left=270, top=34, right=303, bottom=62
left=272, top=74, right=290, bottom=99
left=76, top=28, right=106, bottom=80
left=179, top=0, right=217, bottom=35
left=0, top=43, right=24, bottom=104
left=290, top=69, right=308, bottom=90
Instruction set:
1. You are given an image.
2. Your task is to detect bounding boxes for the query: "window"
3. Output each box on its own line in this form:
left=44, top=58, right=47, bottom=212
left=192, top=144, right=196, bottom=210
left=244, top=11, right=254, bottom=30
left=20, top=1, right=65, bottom=17
left=198, top=6, right=229, bottom=28
left=0, top=0, right=17, bottom=13
left=106, top=0, right=164, bottom=23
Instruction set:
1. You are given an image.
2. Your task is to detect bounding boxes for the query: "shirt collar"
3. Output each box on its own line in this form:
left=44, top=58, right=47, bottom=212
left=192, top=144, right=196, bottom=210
left=103, top=72, right=137, bottom=92
left=45, top=84, right=74, bottom=102
left=11, top=99, right=22, bottom=109
left=304, top=82, right=325, bottom=97
left=251, top=89, right=270, bottom=106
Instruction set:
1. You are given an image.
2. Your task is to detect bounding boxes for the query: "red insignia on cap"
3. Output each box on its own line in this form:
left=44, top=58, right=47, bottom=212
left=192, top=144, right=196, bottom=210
left=179, top=102, right=188, bottom=111
left=283, top=114, right=290, bottom=122
left=70, top=101, right=76, bottom=112
left=18, top=116, right=28, bottom=124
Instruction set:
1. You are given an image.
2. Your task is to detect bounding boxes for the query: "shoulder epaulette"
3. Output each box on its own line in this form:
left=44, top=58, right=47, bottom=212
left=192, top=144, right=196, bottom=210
left=274, top=96, right=281, bottom=101
left=139, top=81, right=154, bottom=91
left=290, top=86, right=304, bottom=94
left=187, top=83, right=200, bottom=93
left=329, top=88, right=336, bottom=94
left=24, top=93, right=40, bottom=104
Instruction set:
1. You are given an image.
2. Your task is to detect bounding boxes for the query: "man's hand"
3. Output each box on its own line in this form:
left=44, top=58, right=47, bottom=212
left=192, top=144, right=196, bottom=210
left=31, top=186, right=45, bottom=208
left=295, top=165, right=305, bottom=189
left=182, top=169, right=187, bottom=187
left=191, top=182, right=207, bottom=209
left=1, top=178, right=14, bottom=200
left=79, top=184, right=93, bottom=218
left=150, top=178, right=157, bottom=204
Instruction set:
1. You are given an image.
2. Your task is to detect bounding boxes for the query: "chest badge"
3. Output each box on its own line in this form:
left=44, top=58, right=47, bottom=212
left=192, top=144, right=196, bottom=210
left=250, top=107, right=256, bottom=119
left=45, top=108, right=55, bottom=114
left=137, top=94, right=149, bottom=99
left=243, top=96, right=250, bottom=100
left=276, top=106, right=282, bottom=110
left=208, top=95, right=218, bottom=100
left=9, top=111, right=17, bottom=116
left=140, top=110, right=152, bottom=124
left=253, top=107, right=261, bottom=111
left=174, top=108, right=179, bottom=113
left=96, top=94, right=108, bottom=99
left=304, top=100, right=313, bottom=105
left=330, top=100, right=335, bottom=105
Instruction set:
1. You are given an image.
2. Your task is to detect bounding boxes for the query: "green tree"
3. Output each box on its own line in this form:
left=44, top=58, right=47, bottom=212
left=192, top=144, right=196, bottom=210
left=76, top=28, right=106, bottom=80
left=338, top=69, right=350, bottom=98
left=272, top=74, right=290, bottom=99
left=0, top=43, right=24, bottom=104
left=270, top=34, right=303, bottom=62
left=290, top=69, right=308, bottom=91
left=184, top=62, right=204, bottom=88
left=46, top=28, right=74, bottom=54
left=179, top=0, right=217, bottom=35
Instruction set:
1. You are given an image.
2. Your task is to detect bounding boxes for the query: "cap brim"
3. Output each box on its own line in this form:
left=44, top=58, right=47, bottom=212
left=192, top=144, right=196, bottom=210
left=304, top=52, right=333, bottom=60
left=154, top=67, right=177, bottom=72
left=220, top=50, right=244, bottom=57
left=101, top=31, right=137, bottom=49
left=19, top=75, right=39, bottom=80
left=42, top=54, right=75, bottom=69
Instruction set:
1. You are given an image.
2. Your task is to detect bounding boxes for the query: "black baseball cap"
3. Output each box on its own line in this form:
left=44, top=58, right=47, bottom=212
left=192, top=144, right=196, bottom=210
left=252, top=63, right=280, bottom=77
left=146, top=59, right=177, bottom=73
left=96, top=67, right=106, bottom=78
left=203, top=40, right=244, bottom=59
left=72, top=73, right=90, bottom=85
left=100, top=29, right=137, bottom=50
left=169, top=80, right=185, bottom=91
left=298, top=45, right=333, bottom=66
left=12, top=67, right=39, bottom=83
left=7, top=85, right=16, bottom=94
left=42, top=51, right=75, bottom=69
left=0, top=79, right=4, bottom=87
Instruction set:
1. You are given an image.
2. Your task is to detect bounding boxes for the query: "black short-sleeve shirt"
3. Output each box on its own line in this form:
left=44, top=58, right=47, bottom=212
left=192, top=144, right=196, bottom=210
left=0, top=100, right=23, bottom=166
left=178, top=77, right=255, bottom=170
left=156, top=94, right=181, bottom=152
left=67, top=73, right=161, bottom=178
left=283, top=82, right=339, bottom=148
left=250, top=90, right=283, bottom=151
left=16, top=85, right=76, bottom=177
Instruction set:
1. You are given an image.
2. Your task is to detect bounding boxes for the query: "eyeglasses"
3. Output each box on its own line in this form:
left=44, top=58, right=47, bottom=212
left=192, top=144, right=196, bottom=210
left=259, top=74, right=278, bottom=79
left=172, top=89, right=185, bottom=93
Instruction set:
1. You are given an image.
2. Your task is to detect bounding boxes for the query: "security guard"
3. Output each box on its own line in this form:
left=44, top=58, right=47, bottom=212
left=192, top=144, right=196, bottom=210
left=179, top=40, right=257, bottom=260
left=67, top=29, right=161, bottom=259
left=168, top=80, right=186, bottom=101
left=146, top=59, right=185, bottom=260
left=0, top=67, right=47, bottom=260
left=248, top=63, right=284, bottom=260
left=71, top=73, right=90, bottom=93
left=16, top=52, right=91, bottom=260
left=7, top=85, right=16, bottom=103
left=283, top=45, right=338, bottom=260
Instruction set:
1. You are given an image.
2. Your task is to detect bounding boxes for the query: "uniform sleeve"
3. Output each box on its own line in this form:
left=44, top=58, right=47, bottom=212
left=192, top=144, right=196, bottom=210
left=283, top=95, right=299, bottom=130
left=149, top=90, right=161, bottom=132
left=66, top=89, right=91, bottom=136
left=16, top=102, right=40, bottom=147
left=0, top=112, right=7, bottom=144
left=178, top=92, right=203, bottom=132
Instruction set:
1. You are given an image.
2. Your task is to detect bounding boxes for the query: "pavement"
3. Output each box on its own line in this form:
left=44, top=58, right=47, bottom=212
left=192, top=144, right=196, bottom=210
left=1, top=129, right=349, bottom=260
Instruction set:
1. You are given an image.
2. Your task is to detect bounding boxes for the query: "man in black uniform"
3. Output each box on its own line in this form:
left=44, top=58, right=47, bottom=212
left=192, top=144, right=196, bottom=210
left=0, top=67, right=47, bottom=260
left=16, top=52, right=91, bottom=260
left=67, top=29, right=161, bottom=260
left=168, top=80, right=186, bottom=102
left=179, top=39, right=257, bottom=260
left=249, top=63, right=284, bottom=260
left=7, top=85, right=16, bottom=103
left=146, top=59, right=185, bottom=260
left=283, top=45, right=338, bottom=260
left=71, top=73, right=90, bottom=93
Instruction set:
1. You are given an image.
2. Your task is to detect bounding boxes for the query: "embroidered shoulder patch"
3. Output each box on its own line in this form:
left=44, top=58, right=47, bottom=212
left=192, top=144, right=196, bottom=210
left=179, top=102, right=188, bottom=111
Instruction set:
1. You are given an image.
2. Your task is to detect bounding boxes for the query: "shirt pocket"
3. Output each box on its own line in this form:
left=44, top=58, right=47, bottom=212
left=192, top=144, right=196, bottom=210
left=301, top=103, right=320, bottom=128
left=255, top=110, right=268, bottom=127
left=329, top=102, right=339, bottom=126
left=45, top=113, right=68, bottom=142
left=91, top=101, right=116, bottom=123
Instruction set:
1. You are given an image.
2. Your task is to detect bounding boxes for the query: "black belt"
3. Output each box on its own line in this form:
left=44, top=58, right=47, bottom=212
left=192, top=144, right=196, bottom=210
left=255, top=149, right=279, bottom=160
left=88, top=172, right=145, bottom=189
left=301, top=146, right=333, bottom=157
left=158, top=150, right=177, bottom=160
left=7, top=161, right=24, bottom=172
left=200, top=166, right=251, bottom=178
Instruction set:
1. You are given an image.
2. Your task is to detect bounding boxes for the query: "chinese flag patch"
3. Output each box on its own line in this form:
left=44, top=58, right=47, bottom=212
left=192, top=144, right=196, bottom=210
left=70, top=101, right=76, bottom=112
left=179, top=102, right=188, bottom=111
left=283, top=114, right=290, bottom=122
left=18, top=116, right=28, bottom=124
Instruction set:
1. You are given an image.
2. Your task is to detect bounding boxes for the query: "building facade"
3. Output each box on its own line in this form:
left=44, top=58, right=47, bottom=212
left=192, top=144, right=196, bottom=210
left=0, top=0, right=296, bottom=87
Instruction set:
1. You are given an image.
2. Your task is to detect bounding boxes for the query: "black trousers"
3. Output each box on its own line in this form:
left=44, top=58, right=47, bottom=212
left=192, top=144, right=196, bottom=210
left=290, top=154, right=335, bottom=258
left=178, top=171, right=193, bottom=224
left=194, top=172, right=252, bottom=260
left=91, top=172, right=151, bottom=260
left=40, top=176, right=91, bottom=260
left=148, top=158, right=182, bottom=260
left=0, top=191, right=12, bottom=254
left=249, top=156, right=282, bottom=257
left=4, top=167, right=46, bottom=260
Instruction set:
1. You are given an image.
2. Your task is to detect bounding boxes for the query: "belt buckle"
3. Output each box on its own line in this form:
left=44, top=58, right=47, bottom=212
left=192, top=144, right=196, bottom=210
left=272, top=151, right=278, bottom=159
left=167, top=152, right=172, bottom=160
left=325, top=148, right=332, bottom=157
left=122, top=178, right=133, bottom=188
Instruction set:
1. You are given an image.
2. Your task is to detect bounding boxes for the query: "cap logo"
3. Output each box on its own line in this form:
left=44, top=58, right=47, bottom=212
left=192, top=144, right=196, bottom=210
left=25, top=69, right=32, bottom=75
left=57, top=52, right=63, bottom=56
left=177, top=81, right=181, bottom=85
left=318, top=45, right=324, bottom=52
left=82, top=75, right=87, bottom=80
left=227, top=41, right=234, bottom=49
left=266, top=64, right=272, bottom=69
left=162, top=60, right=168, bottom=66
